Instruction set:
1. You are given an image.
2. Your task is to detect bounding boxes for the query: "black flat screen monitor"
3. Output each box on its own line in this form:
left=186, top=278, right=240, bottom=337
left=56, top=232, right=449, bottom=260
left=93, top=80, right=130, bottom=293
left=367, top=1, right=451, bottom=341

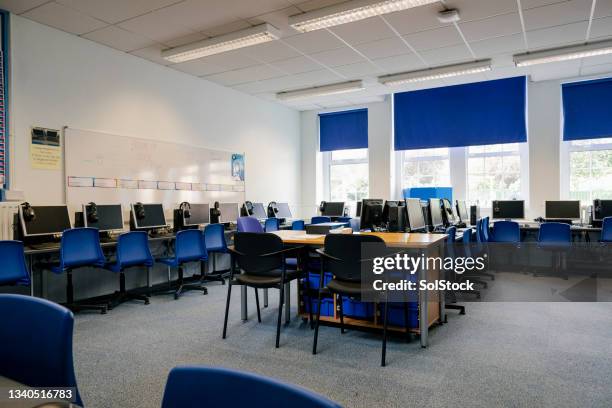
left=20, top=205, right=71, bottom=237
left=132, top=203, right=166, bottom=229
left=492, top=200, right=525, bottom=219
left=322, top=202, right=345, bottom=217
left=356, top=201, right=362, bottom=217
left=429, top=198, right=444, bottom=227
left=406, top=199, right=426, bottom=231
left=456, top=200, right=469, bottom=223
left=83, top=204, right=123, bottom=232
left=251, top=202, right=267, bottom=219
left=220, top=203, right=239, bottom=223
left=276, top=202, right=292, bottom=219
left=184, top=203, right=210, bottom=226
left=545, top=200, right=580, bottom=220
left=593, top=199, right=612, bottom=221
left=360, top=199, right=383, bottom=230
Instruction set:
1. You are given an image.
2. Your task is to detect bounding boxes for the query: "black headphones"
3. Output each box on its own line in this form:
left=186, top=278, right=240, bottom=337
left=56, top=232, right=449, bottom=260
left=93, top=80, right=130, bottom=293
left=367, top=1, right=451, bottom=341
left=268, top=201, right=278, bottom=217
left=244, top=201, right=254, bottom=215
left=211, top=201, right=221, bottom=216
left=134, top=202, right=146, bottom=220
left=86, top=202, right=99, bottom=223
left=319, top=201, right=326, bottom=213
left=22, top=202, right=36, bottom=222
left=179, top=201, right=191, bottom=219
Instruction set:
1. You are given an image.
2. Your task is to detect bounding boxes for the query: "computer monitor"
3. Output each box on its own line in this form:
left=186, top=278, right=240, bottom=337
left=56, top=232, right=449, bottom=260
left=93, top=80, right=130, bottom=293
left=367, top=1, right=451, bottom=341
left=322, top=201, right=345, bottom=217
left=593, top=199, right=612, bottom=221
left=83, top=204, right=123, bottom=232
left=251, top=202, right=267, bottom=219
left=545, top=200, right=580, bottom=220
left=219, top=203, right=239, bottom=223
left=405, top=198, right=426, bottom=231
left=456, top=200, right=469, bottom=223
left=441, top=199, right=456, bottom=225
left=429, top=198, right=444, bottom=228
left=131, top=203, right=167, bottom=230
left=360, top=199, right=383, bottom=231
left=356, top=201, right=362, bottom=217
left=184, top=203, right=210, bottom=226
left=19, top=205, right=72, bottom=237
left=275, top=202, right=292, bottom=219
left=492, top=200, right=525, bottom=219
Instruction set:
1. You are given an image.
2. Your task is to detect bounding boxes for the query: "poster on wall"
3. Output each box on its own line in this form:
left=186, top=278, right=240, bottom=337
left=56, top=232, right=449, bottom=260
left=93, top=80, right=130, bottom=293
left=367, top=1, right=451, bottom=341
left=231, top=153, right=244, bottom=181
left=30, top=127, right=62, bottom=170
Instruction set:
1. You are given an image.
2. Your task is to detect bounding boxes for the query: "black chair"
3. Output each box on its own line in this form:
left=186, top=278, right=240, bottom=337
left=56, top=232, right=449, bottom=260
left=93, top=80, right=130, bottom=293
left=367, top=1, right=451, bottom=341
left=223, top=232, right=308, bottom=348
left=312, top=234, right=409, bottom=367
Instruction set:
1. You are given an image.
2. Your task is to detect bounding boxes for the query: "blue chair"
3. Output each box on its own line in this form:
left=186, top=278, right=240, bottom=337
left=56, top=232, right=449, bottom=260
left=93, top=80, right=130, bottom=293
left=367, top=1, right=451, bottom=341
left=203, top=223, right=229, bottom=285
left=337, top=216, right=351, bottom=223
left=51, top=228, right=108, bottom=314
left=600, top=217, right=612, bottom=243
left=291, top=220, right=305, bottom=230
left=349, top=218, right=360, bottom=231
left=264, top=217, right=280, bottom=232
left=0, top=241, right=31, bottom=288
left=104, top=232, right=152, bottom=309
left=158, top=229, right=209, bottom=299
left=444, top=226, right=465, bottom=315
left=0, top=294, right=83, bottom=407
left=237, top=216, right=264, bottom=233
left=311, top=216, right=331, bottom=224
left=538, top=222, right=571, bottom=279
left=460, top=228, right=484, bottom=296
left=491, top=220, right=521, bottom=243
left=475, top=218, right=494, bottom=281
left=161, top=366, right=341, bottom=408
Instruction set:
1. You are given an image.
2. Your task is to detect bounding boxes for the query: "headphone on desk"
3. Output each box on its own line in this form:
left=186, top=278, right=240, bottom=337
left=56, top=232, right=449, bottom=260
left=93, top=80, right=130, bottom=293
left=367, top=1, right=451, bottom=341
left=22, top=202, right=36, bottom=222
left=319, top=201, right=326, bottom=214
left=134, top=202, right=146, bottom=220
left=268, top=201, right=278, bottom=218
left=179, top=201, right=191, bottom=219
left=86, top=202, right=99, bottom=223
left=211, top=201, right=221, bottom=216
left=244, top=201, right=254, bottom=215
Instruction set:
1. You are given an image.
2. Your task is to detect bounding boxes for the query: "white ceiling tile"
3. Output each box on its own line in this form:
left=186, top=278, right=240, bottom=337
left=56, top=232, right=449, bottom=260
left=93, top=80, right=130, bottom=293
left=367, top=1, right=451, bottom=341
left=310, top=46, right=366, bottom=67
left=523, top=0, right=591, bottom=31
left=402, top=26, right=463, bottom=51
left=242, top=41, right=301, bottom=63
left=419, top=43, right=472, bottom=65
left=580, top=63, right=612, bottom=76
left=327, top=16, right=396, bottom=45
left=201, top=20, right=253, bottom=38
left=520, top=0, right=569, bottom=9
left=82, top=25, right=155, bottom=52
left=470, top=33, right=527, bottom=59
left=247, top=6, right=302, bottom=38
left=279, top=69, right=343, bottom=89
left=162, top=32, right=208, bottom=48
left=589, top=16, right=612, bottom=39
left=381, top=3, right=446, bottom=35
left=334, top=61, right=384, bottom=78
left=459, top=12, right=523, bottom=42
left=444, top=0, right=518, bottom=22
left=118, top=7, right=199, bottom=43
left=22, top=1, right=107, bottom=35
left=291, top=0, right=347, bottom=13
left=372, top=52, right=425, bottom=72
left=55, top=0, right=181, bottom=24
left=526, top=21, right=588, bottom=49
left=282, top=30, right=345, bottom=53
left=594, top=0, right=612, bottom=18
left=204, top=64, right=285, bottom=86
left=529, top=59, right=582, bottom=81
left=172, top=59, right=227, bottom=76
left=0, top=0, right=48, bottom=14
left=198, top=49, right=260, bottom=70
left=130, top=45, right=174, bottom=66
left=270, top=55, right=323, bottom=74
left=355, top=37, right=411, bottom=60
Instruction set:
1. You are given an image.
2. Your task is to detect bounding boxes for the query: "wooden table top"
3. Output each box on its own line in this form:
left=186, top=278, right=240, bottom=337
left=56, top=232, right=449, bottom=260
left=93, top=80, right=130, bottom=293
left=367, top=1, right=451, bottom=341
left=271, top=230, right=447, bottom=249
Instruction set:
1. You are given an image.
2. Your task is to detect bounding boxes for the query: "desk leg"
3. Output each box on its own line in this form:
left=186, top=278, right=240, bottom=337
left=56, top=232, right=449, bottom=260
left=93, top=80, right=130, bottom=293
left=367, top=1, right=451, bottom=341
left=419, top=250, right=428, bottom=348
left=284, top=282, right=291, bottom=324
left=241, top=286, right=248, bottom=321
left=264, top=288, right=269, bottom=308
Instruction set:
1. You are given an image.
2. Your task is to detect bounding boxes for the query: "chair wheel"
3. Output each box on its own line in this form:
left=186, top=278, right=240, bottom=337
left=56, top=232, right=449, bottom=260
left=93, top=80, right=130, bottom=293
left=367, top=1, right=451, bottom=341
left=174, top=293, right=179, bottom=300
left=144, top=299, right=150, bottom=305
left=101, top=309, right=107, bottom=315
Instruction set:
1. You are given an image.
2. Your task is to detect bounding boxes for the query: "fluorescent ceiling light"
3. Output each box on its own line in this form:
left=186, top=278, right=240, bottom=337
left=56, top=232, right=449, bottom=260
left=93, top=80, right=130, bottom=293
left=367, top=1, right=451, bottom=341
left=277, top=81, right=364, bottom=101
left=513, top=40, right=612, bottom=67
left=162, top=24, right=280, bottom=63
left=378, top=60, right=492, bottom=86
left=289, top=0, right=439, bottom=33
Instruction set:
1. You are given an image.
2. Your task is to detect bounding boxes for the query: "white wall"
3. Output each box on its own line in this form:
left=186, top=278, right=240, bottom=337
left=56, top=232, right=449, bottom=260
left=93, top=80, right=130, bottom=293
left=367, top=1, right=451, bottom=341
left=8, top=15, right=301, bottom=208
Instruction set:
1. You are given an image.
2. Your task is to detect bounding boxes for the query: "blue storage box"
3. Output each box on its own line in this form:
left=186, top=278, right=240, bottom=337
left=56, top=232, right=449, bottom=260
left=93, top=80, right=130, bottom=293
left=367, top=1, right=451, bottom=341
left=341, top=298, right=375, bottom=319
left=381, top=303, right=419, bottom=328
left=307, top=272, right=333, bottom=289
left=303, top=297, right=333, bottom=317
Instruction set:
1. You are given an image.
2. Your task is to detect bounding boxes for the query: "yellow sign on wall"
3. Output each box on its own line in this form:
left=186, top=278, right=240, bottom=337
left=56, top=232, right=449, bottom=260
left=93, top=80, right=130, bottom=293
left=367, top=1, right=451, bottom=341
left=31, top=127, right=61, bottom=170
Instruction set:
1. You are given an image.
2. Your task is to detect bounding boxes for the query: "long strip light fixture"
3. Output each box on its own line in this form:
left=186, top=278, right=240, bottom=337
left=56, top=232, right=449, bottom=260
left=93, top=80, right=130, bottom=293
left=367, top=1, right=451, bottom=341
left=378, top=60, right=492, bottom=86
left=277, top=81, right=364, bottom=101
left=162, top=23, right=281, bottom=63
left=289, top=0, right=439, bottom=33
left=513, top=39, right=612, bottom=67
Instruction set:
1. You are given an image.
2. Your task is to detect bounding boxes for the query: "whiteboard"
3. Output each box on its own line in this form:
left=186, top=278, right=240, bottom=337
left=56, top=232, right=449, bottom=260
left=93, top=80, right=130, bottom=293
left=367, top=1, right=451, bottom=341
left=64, top=127, right=245, bottom=222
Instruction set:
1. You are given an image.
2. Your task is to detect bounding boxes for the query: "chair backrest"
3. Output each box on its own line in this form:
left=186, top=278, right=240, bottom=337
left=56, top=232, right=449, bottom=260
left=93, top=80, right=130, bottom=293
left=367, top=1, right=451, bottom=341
left=0, top=241, right=30, bottom=286
left=291, top=220, right=305, bottom=230
left=60, top=227, right=105, bottom=269
left=601, top=217, right=612, bottom=243
left=175, top=229, right=208, bottom=263
left=0, top=294, right=83, bottom=406
left=204, top=223, right=227, bottom=251
left=323, top=234, right=386, bottom=283
left=476, top=218, right=490, bottom=243
left=264, top=218, right=280, bottom=232
left=337, top=216, right=351, bottom=223
left=234, top=232, right=284, bottom=274
left=237, top=216, right=264, bottom=233
left=538, top=222, right=571, bottom=244
left=161, top=366, right=341, bottom=408
left=445, top=226, right=456, bottom=258
left=349, top=218, right=361, bottom=232
left=462, top=228, right=473, bottom=258
left=492, top=221, right=521, bottom=243
left=311, top=216, right=331, bottom=224
left=116, top=232, right=153, bottom=269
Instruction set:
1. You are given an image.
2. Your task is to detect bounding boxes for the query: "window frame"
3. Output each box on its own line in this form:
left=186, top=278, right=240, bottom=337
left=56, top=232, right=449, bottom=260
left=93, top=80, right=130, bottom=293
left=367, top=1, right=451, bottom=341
left=561, top=137, right=612, bottom=204
left=322, top=148, right=369, bottom=208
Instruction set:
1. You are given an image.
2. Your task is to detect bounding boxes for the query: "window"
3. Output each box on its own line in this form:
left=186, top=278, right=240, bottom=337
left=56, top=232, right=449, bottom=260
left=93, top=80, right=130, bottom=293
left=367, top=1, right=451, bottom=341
left=325, top=148, right=368, bottom=211
left=400, top=148, right=450, bottom=189
left=564, top=138, right=612, bottom=204
left=467, top=143, right=523, bottom=203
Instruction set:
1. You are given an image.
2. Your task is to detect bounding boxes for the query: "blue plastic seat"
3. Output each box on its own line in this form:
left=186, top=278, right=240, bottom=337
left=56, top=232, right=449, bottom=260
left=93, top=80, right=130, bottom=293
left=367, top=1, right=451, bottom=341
left=538, top=222, right=571, bottom=246
left=445, top=226, right=457, bottom=257
left=0, top=241, right=31, bottom=288
left=104, top=231, right=152, bottom=309
left=264, top=217, right=280, bottom=232
left=601, top=217, right=612, bottom=243
left=291, top=220, right=305, bottom=230
left=311, top=216, right=331, bottom=224
left=158, top=229, right=209, bottom=299
left=491, top=221, right=521, bottom=243
left=237, top=216, right=264, bottom=233
left=161, top=366, right=341, bottom=408
left=0, top=294, right=83, bottom=407
left=51, top=228, right=108, bottom=314
left=203, top=223, right=229, bottom=284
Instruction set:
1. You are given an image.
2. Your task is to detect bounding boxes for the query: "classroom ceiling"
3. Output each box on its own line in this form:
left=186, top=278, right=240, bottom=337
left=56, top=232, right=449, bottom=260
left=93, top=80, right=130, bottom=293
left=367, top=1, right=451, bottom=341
left=4, top=0, right=612, bottom=110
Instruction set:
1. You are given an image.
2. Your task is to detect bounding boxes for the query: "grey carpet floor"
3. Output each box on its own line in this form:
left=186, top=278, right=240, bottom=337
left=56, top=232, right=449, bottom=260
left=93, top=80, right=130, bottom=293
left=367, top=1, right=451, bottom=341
left=73, top=276, right=612, bottom=408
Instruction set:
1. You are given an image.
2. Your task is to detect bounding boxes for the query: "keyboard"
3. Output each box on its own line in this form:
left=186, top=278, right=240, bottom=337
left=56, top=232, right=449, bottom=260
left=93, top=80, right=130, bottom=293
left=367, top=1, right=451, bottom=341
left=28, top=242, right=61, bottom=250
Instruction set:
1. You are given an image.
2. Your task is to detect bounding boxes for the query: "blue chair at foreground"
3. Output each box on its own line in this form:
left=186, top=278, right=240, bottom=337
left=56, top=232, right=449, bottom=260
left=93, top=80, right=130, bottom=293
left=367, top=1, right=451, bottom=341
left=51, top=227, right=108, bottom=314
left=0, top=294, right=83, bottom=407
left=161, top=366, right=341, bottom=408
left=0, top=240, right=31, bottom=290
left=203, top=223, right=229, bottom=284
left=311, top=216, right=331, bottom=224
left=237, top=216, right=264, bottom=233
left=158, top=229, right=209, bottom=299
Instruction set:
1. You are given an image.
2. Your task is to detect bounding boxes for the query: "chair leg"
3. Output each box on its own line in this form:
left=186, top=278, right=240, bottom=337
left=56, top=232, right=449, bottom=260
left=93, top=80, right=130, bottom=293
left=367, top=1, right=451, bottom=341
left=65, top=270, right=107, bottom=315
left=382, top=301, right=389, bottom=367
left=338, top=295, right=345, bottom=334
left=222, top=282, right=233, bottom=339
left=304, top=273, right=314, bottom=329
left=108, top=272, right=149, bottom=310
left=312, top=289, right=323, bottom=355
left=276, top=283, right=285, bottom=348
left=254, top=288, right=261, bottom=323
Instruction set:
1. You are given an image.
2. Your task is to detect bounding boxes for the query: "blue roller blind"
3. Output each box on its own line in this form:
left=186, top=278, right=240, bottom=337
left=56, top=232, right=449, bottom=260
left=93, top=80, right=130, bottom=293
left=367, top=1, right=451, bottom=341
left=319, top=108, right=368, bottom=152
left=394, top=76, right=527, bottom=150
left=562, top=77, right=612, bottom=141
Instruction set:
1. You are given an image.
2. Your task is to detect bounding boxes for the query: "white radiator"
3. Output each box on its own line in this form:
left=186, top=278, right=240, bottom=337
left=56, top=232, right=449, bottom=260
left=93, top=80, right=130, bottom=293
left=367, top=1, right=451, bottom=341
left=0, top=202, right=18, bottom=240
